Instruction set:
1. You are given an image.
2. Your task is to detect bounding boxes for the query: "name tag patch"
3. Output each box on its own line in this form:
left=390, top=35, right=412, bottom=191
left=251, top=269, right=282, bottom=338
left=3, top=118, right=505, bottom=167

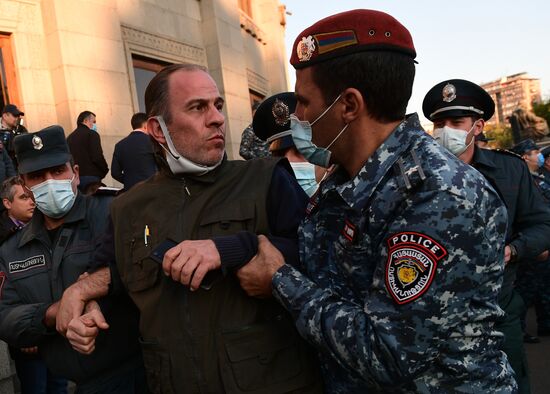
left=385, top=232, right=447, bottom=305
left=9, top=255, right=46, bottom=274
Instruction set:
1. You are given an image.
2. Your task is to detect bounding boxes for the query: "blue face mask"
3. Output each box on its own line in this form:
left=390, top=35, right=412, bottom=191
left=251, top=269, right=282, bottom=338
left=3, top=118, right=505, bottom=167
left=538, top=152, right=545, bottom=168
left=290, top=94, right=349, bottom=168
left=290, top=162, right=318, bottom=197
left=30, top=175, right=76, bottom=219
left=91, top=123, right=97, bottom=132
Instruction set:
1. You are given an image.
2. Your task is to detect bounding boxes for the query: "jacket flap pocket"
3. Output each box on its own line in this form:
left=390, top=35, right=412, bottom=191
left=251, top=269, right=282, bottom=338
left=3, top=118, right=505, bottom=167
left=224, top=324, right=292, bottom=363
left=200, top=201, right=255, bottom=226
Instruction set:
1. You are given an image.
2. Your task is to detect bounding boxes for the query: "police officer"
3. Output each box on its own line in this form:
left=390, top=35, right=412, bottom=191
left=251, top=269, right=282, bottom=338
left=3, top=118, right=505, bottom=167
left=423, top=79, right=550, bottom=394
left=542, top=146, right=550, bottom=175
left=239, top=101, right=271, bottom=160
left=253, top=92, right=321, bottom=196
left=237, top=10, right=516, bottom=392
left=0, top=126, right=146, bottom=392
left=511, top=139, right=550, bottom=200
left=475, top=132, right=494, bottom=149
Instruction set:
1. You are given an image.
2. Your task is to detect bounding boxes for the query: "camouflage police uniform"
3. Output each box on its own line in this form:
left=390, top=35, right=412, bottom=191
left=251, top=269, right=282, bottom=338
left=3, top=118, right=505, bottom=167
left=271, top=114, right=517, bottom=393
left=239, top=124, right=270, bottom=160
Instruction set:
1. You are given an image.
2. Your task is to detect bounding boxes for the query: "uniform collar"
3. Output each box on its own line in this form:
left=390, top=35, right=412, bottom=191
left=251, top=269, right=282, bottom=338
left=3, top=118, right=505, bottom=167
left=471, top=146, right=497, bottom=169
left=18, top=193, right=87, bottom=247
left=325, top=113, right=423, bottom=211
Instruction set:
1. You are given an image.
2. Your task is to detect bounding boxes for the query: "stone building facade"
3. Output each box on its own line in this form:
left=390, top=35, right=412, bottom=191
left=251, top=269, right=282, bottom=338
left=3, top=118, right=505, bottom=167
left=0, top=0, right=290, bottom=185
left=0, top=0, right=289, bottom=389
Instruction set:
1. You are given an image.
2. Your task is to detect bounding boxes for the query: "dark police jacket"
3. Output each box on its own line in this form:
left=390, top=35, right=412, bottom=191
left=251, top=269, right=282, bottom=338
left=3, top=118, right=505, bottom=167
left=471, top=147, right=550, bottom=303
left=67, top=124, right=109, bottom=179
left=110, top=158, right=321, bottom=394
left=0, top=194, right=141, bottom=383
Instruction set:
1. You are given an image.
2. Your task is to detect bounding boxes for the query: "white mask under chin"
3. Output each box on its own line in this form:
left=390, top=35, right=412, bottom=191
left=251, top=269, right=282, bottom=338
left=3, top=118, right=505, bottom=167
left=433, top=122, right=477, bottom=157
left=156, top=116, right=223, bottom=176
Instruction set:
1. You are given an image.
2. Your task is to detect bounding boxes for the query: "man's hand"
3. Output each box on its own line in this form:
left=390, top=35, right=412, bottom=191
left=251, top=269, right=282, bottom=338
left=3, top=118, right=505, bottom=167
left=162, top=239, right=221, bottom=291
left=537, top=250, right=549, bottom=261
left=237, top=235, right=285, bottom=298
left=504, top=245, right=511, bottom=264
left=56, top=285, right=86, bottom=336
left=56, top=267, right=111, bottom=336
left=65, top=301, right=109, bottom=355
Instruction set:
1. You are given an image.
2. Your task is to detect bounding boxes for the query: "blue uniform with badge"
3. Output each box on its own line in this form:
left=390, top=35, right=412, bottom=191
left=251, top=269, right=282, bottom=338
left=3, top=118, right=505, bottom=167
left=272, top=114, right=517, bottom=392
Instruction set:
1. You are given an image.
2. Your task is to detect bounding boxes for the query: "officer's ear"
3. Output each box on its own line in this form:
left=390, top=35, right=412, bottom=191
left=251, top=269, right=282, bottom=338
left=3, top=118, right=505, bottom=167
left=147, top=117, right=166, bottom=145
left=73, top=164, right=80, bottom=187
left=473, top=118, right=485, bottom=137
left=340, top=88, right=364, bottom=125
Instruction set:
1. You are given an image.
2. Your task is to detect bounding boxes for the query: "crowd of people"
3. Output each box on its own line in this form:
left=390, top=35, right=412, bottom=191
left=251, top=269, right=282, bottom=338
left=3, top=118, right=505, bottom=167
left=0, top=8, right=549, bottom=394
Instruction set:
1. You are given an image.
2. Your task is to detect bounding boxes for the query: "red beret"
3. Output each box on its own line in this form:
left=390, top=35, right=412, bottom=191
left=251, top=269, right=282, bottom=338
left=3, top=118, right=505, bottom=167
left=290, top=9, right=416, bottom=69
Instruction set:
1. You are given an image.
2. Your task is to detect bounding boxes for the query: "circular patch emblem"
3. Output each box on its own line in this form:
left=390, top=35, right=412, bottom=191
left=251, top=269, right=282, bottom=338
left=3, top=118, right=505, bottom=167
left=442, top=83, right=456, bottom=103
left=32, top=136, right=43, bottom=150
left=385, top=232, right=447, bottom=305
left=297, top=36, right=315, bottom=62
left=271, top=98, right=290, bottom=126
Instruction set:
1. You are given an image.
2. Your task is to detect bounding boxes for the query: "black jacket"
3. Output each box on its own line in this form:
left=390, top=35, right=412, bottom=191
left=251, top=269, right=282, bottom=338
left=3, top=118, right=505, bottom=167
left=471, top=147, right=550, bottom=301
left=111, top=131, right=157, bottom=190
left=67, top=124, right=108, bottom=179
left=0, top=193, right=141, bottom=383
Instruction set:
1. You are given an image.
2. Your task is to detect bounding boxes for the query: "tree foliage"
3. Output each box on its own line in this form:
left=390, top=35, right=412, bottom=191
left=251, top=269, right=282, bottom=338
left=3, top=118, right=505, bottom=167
left=533, top=99, right=550, bottom=127
left=484, top=124, right=514, bottom=149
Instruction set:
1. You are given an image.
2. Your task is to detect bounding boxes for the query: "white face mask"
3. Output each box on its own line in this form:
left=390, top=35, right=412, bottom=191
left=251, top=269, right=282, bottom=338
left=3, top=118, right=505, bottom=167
left=290, top=162, right=318, bottom=197
left=30, top=175, right=76, bottom=219
left=155, top=116, right=223, bottom=176
left=433, top=121, right=478, bottom=156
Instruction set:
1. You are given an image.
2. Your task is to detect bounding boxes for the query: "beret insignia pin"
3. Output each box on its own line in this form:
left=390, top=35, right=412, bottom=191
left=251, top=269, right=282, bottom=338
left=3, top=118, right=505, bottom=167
left=32, top=136, right=43, bottom=150
left=297, top=36, right=315, bottom=62
left=271, top=99, right=290, bottom=126
left=442, top=83, right=456, bottom=103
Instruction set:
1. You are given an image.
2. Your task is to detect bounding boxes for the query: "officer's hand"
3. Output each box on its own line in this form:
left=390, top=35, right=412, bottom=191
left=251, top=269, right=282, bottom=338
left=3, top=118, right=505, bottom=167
left=162, top=239, right=221, bottom=291
left=56, top=285, right=86, bottom=336
left=537, top=250, right=549, bottom=261
left=504, top=245, right=511, bottom=264
left=237, top=235, right=285, bottom=298
left=66, top=301, right=109, bottom=355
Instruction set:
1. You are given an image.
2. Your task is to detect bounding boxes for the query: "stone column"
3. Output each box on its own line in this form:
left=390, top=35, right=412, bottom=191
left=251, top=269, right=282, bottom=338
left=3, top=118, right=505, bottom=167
left=199, top=0, right=251, bottom=159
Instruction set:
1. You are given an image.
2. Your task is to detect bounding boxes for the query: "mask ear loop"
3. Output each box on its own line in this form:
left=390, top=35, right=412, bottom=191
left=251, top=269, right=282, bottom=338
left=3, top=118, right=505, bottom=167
left=311, top=94, right=342, bottom=127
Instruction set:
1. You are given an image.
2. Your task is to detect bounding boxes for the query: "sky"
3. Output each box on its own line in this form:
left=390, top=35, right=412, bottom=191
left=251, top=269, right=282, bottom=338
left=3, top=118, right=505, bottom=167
left=282, top=0, right=550, bottom=124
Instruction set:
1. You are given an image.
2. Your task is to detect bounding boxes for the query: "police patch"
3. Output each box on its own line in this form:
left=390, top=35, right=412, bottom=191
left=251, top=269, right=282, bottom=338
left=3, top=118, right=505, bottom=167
left=385, top=232, right=447, bottom=304
left=9, top=255, right=46, bottom=274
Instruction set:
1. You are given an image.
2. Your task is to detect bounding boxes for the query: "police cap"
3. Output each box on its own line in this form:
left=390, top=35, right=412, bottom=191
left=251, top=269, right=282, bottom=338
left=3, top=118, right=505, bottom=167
left=252, top=92, right=297, bottom=152
left=423, top=79, right=494, bottom=121
left=14, top=125, right=71, bottom=174
left=290, top=9, right=416, bottom=69
left=2, top=104, right=24, bottom=117
left=510, top=139, right=540, bottom=155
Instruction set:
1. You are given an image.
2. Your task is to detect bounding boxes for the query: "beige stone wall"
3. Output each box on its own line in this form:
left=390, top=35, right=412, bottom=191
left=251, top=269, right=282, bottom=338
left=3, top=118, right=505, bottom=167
left=0, top=0, right=289, bottom=179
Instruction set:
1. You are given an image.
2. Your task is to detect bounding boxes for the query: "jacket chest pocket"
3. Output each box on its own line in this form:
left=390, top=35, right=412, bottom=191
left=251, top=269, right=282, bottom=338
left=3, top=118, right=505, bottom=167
left=8, top=255, right=51, bottom=302
left=332, top=236, right=372, bottom=299
left=198, top=201, right=256, bottom=238
left=125, top=236, right=160, bottom=293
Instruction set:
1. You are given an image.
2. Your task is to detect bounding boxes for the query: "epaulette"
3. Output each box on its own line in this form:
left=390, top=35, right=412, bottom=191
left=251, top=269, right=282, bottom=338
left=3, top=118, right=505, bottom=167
left=93, top=186, right=121, bottom=197
left=394, top=148, right=426, bottom=190
left=493, top=148, right=524, bottom=160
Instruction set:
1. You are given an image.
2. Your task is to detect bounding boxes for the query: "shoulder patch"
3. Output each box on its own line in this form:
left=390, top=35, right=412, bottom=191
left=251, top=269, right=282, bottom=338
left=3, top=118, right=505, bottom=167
left=385, top=232, right=447, bottom=305
left=8, top=255, right=46, bottom=274
left=493, top=148, right=524, bottom=160
left=0, top=272, right=5, bottom=299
